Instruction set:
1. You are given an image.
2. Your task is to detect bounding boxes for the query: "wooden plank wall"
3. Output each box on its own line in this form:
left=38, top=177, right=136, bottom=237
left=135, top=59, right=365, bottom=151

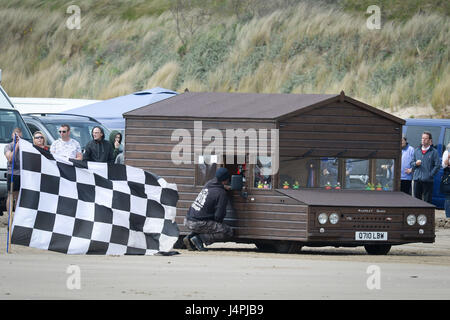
left=124, top=117, right=308, bottom=242
left=279, top=101, right=403, bottom=190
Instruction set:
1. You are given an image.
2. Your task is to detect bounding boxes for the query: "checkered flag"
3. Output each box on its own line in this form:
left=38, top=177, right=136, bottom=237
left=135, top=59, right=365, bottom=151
left=11, top=139, right=179, bottom=255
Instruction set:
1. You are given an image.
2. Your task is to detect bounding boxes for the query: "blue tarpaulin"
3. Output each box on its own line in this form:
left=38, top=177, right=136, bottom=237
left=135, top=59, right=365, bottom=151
left=65, top=87, right=177, bottom=130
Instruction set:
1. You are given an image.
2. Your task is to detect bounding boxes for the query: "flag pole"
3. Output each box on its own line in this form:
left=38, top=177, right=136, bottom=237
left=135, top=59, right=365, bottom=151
left=6, top=134, right=17, bottom=254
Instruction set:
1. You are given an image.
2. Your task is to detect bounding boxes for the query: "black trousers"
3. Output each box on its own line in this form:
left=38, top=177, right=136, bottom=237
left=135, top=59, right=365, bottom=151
left=400, top=180, right=412, bottom=195
left=413, top=181, right=434, bottom=204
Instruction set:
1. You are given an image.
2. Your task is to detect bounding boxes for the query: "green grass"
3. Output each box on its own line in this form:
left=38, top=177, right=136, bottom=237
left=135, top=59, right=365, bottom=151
left=0, top=0, right=448, bottom=116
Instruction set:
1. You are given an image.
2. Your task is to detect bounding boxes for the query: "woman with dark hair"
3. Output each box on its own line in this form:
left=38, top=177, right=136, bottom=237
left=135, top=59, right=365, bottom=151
left=83, top=126, right=115, bottom=164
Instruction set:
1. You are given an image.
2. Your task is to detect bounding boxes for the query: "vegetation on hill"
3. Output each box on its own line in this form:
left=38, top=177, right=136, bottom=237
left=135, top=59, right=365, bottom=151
left=0, top=0, right=448, bottom=116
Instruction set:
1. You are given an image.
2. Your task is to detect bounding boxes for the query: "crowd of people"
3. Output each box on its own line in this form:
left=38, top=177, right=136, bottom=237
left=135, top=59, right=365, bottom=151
left=401, top=131, right=450, bottom=217
left=3, top=125, right=124, bottom=212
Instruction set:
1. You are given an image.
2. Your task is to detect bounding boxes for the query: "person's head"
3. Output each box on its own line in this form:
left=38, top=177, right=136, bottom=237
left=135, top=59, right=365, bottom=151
left=11, top=127, right=22, bottom=139
left=92, top=126, right=105, bottom=141
left=421, top=131, right=432, bottom=148
left=33, top=131, right=46, bottom=147
left=59, top=124, right=71, bottom=141
left=401, top=136, right=407, bottom=148
left=115, top=132, right=122, bottom=143
left=215, top=167, right=230, bottom=185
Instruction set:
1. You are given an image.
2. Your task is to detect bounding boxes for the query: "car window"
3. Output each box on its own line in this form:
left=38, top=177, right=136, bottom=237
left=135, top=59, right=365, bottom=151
left=0, top=110, right=32, bottom=143
left=404, top=125, right=441, bottom=149
left=26, top=122, right=41, bottom=135
left=444, top=128, right=450, bottom=154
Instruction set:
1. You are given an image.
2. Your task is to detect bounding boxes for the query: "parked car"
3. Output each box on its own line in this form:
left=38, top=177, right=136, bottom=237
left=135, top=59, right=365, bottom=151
left=403, top=118, right=450, bottom=209
left=22, top=113, right=111, bottom=151
left=0, top=82, right=33, bottom=212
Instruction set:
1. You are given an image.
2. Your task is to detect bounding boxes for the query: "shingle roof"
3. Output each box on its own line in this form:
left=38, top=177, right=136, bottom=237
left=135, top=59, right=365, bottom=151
left=124, top=91, right=405, bottom=124
left=124, top=92, right=339, bottom=120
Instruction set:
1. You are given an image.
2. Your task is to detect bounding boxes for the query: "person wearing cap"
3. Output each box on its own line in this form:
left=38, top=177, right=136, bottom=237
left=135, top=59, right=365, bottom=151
left=183, top=167, right=234, bottom=251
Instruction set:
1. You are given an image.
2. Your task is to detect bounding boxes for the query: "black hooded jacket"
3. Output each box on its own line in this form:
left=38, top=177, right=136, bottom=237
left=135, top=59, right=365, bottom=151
left=83, top=127, right=115, bottom=164
left=186, top=178, right=229, bottom=223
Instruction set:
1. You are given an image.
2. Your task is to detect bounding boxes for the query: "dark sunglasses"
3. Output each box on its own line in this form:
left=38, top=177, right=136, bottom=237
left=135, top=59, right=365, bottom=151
left=59, top=130, right=67, bottom=133
left=34, top=136, right=44, bottom=139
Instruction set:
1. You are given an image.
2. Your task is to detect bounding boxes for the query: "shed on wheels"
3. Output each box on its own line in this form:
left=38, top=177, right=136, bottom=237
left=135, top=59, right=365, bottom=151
left=124, top=91, right=435, bottom=255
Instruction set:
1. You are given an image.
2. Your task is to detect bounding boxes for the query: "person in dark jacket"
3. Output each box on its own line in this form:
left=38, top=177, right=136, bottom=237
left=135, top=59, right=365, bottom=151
left=183, top=167, right=234, bottom=251
left=83, top=126, right=115, bottom=164
left=410, top=131, right=440, bottom=204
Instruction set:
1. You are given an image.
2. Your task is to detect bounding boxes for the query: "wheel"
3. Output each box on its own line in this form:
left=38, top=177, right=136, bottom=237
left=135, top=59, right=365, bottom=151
left=364, top=244, right=391, bottom=255
left=255, top=241, right=302, bottom=254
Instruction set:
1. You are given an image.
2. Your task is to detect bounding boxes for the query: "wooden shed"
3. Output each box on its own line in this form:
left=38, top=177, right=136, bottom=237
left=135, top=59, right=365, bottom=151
left=124, top=91, right=435, bottom=254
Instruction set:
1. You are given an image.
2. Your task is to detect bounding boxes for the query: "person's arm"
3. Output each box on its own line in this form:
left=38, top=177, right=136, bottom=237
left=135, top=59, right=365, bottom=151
left=430, top=150, right=440, bottom=177
left=82, top=142, right=91, bottom=161
left=410, top=149, right=418, bottom=168
left=4, top=140, right=19, bottom=163
left=107, top=143, right=115, bottom=165
left=214, top=192, right=229, bottom=223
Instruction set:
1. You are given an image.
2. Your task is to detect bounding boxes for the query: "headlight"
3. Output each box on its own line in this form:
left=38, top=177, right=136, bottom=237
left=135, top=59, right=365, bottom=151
left=329, top=213, right=339, bottom=224
left=417, top=214, right=427, bottom=226
left=318, top=213, right=328, bottom=224
left=406, top=214, right=416, bottom=226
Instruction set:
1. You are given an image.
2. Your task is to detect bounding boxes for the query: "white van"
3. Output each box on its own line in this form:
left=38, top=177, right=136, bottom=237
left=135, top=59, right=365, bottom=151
left=0, top=75, right=32, bottom=212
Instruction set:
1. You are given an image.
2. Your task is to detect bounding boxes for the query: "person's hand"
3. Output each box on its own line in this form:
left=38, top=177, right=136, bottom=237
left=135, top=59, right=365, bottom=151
left=224, top=185, right=232, bottom=191
left=114, top=140, right=120, bottom=149
left=323, top=169, right=329, bottom=175
left=416, top=160, right=422, bottom=166
left=405, top=168, right=412, bottom=174
left=14, top=134, right=20, bottom=150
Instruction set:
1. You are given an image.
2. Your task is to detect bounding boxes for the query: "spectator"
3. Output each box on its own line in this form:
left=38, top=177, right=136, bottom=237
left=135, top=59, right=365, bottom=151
left=4, top=128, right=22, bottom=212
left=50, top=124, right=83, bottom=160
left=32, top=131, right=49, bottom=151
left=410, top=131, right=440, bottom=203
left=183, top=167, right=234, bottom=251
left=442, top=142, right=450, bottom=218
left=401, top=136, right=415, bottom=195
left=109, top=130, right=123, bottom=160
left=83, top=126, right=115, bottom=164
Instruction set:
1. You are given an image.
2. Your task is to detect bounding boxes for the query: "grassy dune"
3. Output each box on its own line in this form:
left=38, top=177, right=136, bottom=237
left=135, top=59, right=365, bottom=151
left=0, top=0, right=448, bottom=116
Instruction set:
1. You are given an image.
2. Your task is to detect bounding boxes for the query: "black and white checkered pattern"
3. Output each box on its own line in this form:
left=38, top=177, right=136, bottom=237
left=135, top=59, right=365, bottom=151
left=11, top=140, right=179, bottom=255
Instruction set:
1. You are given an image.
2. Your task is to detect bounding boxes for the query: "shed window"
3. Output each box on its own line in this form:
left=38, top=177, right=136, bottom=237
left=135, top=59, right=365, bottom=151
left=254, top=156, right=273, bottom=189
left=195, top=154, right=218, bottom=186
left=375, top=159, right=394, bottom=191
left=279, top=157, right=395, bottom=191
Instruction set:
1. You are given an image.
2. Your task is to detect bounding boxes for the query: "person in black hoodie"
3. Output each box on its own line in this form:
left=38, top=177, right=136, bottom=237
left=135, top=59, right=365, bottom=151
left=83, top=126, right=115, bottom=164
left=184, top=167, right=234, bottom=251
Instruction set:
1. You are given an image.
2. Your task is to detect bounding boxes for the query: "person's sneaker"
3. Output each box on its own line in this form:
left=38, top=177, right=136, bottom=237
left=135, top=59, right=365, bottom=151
left=190, top=236, right=207, bottom=251
left=183, top=235, right=196, bottom=251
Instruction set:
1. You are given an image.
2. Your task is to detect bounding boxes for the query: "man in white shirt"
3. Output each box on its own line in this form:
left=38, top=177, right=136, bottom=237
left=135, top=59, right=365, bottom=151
left=50, top=124, right=83, bottom=160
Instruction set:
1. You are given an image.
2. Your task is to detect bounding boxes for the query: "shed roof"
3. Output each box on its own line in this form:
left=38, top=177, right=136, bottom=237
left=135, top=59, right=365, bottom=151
left=124, top=91, right=404, bottom=124
left=277, top=189, right=434, bottom=208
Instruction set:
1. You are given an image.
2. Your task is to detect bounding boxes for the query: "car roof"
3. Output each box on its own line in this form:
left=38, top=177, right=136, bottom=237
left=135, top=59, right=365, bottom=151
left=22, top=113, right=102, bottom=124
left=405, top=118, right=450, bottom=126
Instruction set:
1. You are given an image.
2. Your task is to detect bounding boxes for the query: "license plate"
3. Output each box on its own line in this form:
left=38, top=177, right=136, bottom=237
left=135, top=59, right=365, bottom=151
left=355, top=231, right=388, bottom=241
